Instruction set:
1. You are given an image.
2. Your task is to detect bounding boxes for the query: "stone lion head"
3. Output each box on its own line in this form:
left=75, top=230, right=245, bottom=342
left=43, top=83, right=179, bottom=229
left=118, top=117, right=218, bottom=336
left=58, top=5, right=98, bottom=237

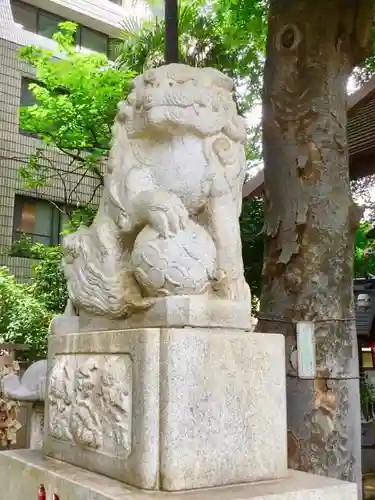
left=117, top=63, right=246, bottom=142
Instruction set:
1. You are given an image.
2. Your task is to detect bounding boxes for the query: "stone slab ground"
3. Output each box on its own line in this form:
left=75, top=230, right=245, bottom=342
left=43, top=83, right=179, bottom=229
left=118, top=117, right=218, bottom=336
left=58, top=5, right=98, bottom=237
left=0, top=449, right=357, bottom=500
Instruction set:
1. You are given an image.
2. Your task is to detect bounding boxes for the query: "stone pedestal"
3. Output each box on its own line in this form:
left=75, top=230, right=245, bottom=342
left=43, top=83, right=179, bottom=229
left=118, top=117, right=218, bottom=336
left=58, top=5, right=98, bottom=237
left=29, top=402, right=45, bottom=450
left=44, top=323, right=287, bottom=491
left=0, top=450, right=357, bottom=500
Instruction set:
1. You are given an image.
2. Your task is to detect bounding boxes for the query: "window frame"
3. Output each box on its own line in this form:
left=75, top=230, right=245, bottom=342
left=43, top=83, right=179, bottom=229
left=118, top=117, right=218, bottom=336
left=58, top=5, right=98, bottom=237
left=12, top=195, right=67, bottom=256
left=10, top=0, right=37, bottom=32
left=36, top=9, right=65, bottom=40
left=20, top=76, right=38, bottom=108
left=11, top=0, right=112, bottom=57
left=77, top=25, right=109, bottom=55
left=19, top=76, right=43, bottom=137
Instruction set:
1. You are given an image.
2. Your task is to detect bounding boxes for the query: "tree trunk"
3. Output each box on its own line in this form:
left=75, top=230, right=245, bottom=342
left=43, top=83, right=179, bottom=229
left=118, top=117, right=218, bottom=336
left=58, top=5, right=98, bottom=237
left=257, top=1, right=374, bottom=497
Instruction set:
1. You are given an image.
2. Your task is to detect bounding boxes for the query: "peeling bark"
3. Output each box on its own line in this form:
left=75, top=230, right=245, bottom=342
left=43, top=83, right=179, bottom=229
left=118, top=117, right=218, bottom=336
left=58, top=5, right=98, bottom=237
left=257, top=1, right=374, bottom=497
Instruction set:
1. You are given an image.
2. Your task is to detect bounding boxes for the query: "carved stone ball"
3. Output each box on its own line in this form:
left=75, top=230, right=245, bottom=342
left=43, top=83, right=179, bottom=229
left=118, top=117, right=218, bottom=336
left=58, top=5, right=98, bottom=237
left=131, top=220, right=216, bottom=297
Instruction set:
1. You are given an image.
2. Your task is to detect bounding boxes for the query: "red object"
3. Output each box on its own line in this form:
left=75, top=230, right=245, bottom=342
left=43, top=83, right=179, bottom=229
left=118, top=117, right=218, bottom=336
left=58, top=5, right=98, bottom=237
left=371, top=342, right=375, bottom=367
left=38, top=485, right=46, bottom=500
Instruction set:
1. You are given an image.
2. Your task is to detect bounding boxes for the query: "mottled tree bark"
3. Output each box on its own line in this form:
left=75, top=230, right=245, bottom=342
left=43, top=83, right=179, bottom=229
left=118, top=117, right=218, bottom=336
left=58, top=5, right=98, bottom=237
left=257, top=1, right=374, bottom=498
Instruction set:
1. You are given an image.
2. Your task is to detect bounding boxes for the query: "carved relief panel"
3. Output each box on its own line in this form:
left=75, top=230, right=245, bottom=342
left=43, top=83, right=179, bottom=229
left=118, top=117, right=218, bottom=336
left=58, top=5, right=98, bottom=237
left=48, top=354, right=132, bottom=459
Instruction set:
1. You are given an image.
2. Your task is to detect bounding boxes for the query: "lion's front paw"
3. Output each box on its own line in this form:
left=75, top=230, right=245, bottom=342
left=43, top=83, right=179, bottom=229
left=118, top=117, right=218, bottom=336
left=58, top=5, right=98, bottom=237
left=212, top=271, right=250, bottom=303
left=146, top=191, right=189, bottom=238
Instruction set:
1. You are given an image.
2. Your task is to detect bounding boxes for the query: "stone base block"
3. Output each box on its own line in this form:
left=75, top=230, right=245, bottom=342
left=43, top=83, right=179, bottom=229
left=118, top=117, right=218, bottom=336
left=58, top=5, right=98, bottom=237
left=0, top=450, right=357, bottom=500
left=51, top=296, right=253, bottom=336
left=44, top=327, right=287, bottom=491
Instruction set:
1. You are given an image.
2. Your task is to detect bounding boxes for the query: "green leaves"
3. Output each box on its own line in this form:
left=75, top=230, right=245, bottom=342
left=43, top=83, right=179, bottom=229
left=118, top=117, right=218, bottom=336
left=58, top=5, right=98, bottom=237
left=61, top=205, right=97, bottom=233
left=354, top=221, right=375, bottom=278
left=18, top=22, right=135, bottom=203
left=0, top=267, right=52, bottom=361
left=117, top=0, right=265, bottom=114
left=29, top=244, right=68, bottom=314
left=19, top=150, right=51, bottom=189
left=0, top=241, right=71, bottom=362
left=240, top=197, right=265, bottom=311
left=19, top=49, right=133, bottom=152
left=17, top=2, right=266, bottom=215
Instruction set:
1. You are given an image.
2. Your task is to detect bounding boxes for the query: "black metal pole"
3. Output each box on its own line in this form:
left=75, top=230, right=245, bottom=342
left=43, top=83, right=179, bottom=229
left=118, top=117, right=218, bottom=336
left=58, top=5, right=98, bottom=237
left=164, top=0, right=178, bottom=63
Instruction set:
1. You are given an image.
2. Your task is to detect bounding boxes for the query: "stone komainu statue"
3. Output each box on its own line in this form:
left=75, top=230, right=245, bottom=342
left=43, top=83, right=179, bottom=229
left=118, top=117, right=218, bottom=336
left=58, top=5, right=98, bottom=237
left=63, top=64, right=250, bottom=318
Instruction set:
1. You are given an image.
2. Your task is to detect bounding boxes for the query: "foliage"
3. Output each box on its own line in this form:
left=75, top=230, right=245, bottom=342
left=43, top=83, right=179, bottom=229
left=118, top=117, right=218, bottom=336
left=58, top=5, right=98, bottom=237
left=354, top=221, right=375, bottom=277
left=62, top=205, right=97, bottom=234
left=352, top=31, right=375, bottom=86
left=20, top=21, right=134, bottom=149
left=360, top=376, right=375, bottom=424
left=118, top=0, right=266, bottom=113
left=360, top=377, right=375, bottom=407
left=0, top=268, right=52, bottom=361
left=16, top=21, right=134, bottom=217
left=0, top=238, right=68, bottom=362
left=29, top=244, right=68, bottom=314
left=17, top=3, right=266, bottom=214
left=9, top=236, right=68, bottom=315
left=117, top=0, right=266, bottom=173
left=240, top=197, right=264, bottom=311
left=351, top=174, right=375, bottom=225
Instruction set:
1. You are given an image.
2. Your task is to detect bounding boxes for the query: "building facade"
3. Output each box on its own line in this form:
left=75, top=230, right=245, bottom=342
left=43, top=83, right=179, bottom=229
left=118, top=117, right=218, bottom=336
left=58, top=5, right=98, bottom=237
left=0, top=0, right=150, bottom=280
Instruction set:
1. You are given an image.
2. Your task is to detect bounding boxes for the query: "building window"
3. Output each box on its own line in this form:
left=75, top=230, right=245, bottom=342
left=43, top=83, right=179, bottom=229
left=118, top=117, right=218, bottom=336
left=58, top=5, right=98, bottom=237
left=11, top=0, right=37, bottom=31
left=19, top=77, right=40, bottom=136
left=11, top=0, right=112, bottom=57
left=20, top=77, right=38, bottom=108
left=79, top=26, right=109, bottom=54
left=38, top=10, right=64, bottom=39
left=12, top=196, right=65, bottom=251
